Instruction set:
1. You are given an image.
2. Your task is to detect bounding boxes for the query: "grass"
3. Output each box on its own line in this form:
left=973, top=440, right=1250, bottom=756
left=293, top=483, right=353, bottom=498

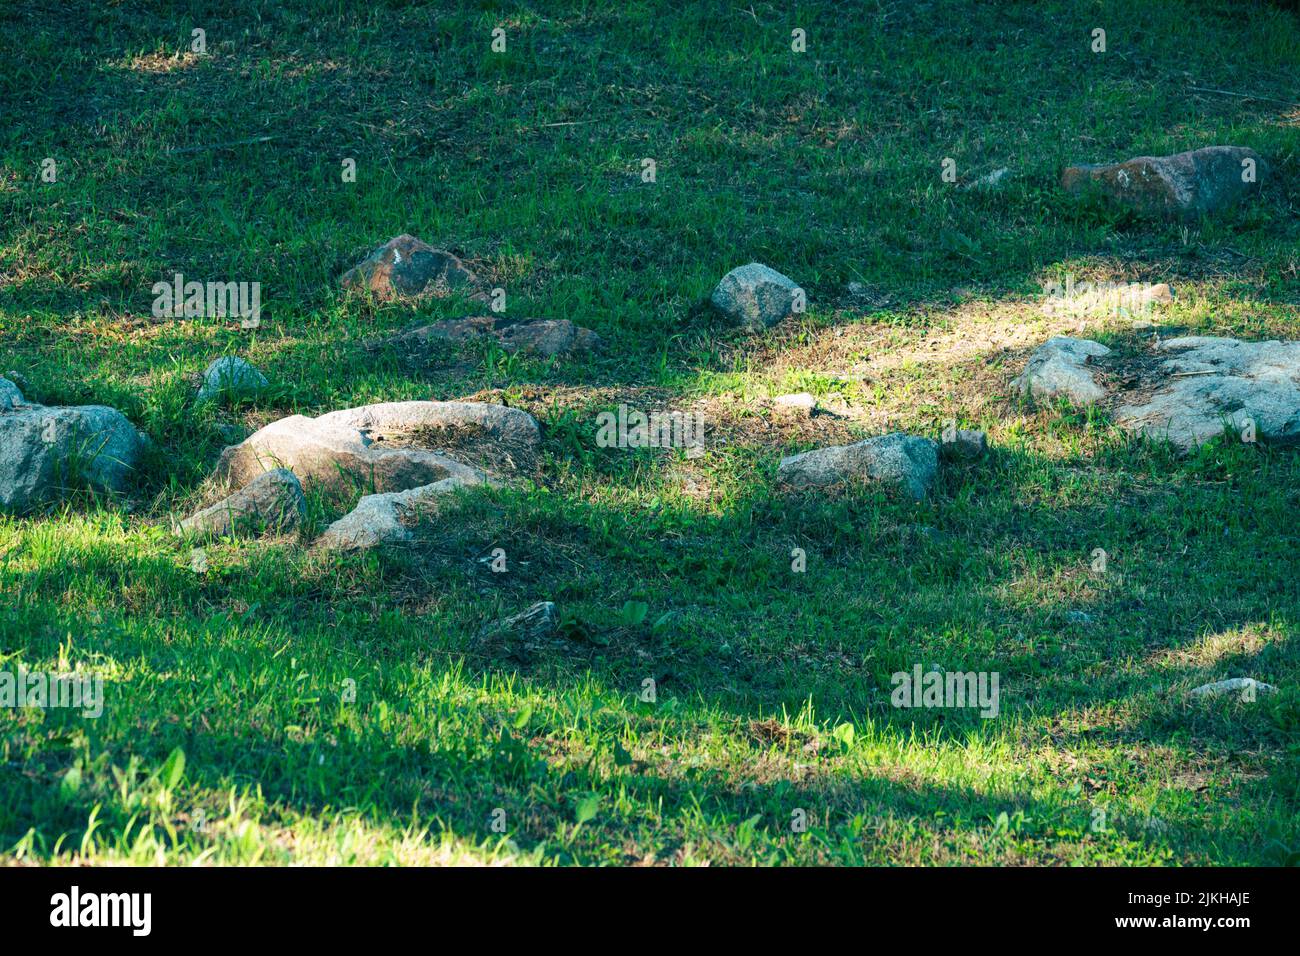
left=1, top=0, right=1298, bottom=866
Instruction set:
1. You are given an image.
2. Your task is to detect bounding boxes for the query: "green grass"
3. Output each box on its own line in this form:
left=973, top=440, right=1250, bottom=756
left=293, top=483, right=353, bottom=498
left=1, top=0, right=1298, bottom=865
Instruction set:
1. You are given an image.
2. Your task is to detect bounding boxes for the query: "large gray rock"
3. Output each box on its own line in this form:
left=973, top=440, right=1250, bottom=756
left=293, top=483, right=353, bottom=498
left=376, top=315, right=601, bottom=358
left=1116, top=337, right=1300, bottom=450
left=216, top=400, right=540, bottom=493
left=711, top=263, right=802, bottom=331
left=315, top=475, right=481, bottom=551
left=176, top=468, right=305, bottom=537
left=1061, top=146, right=1265, bottom=218
left=197, top=356, right=269, bottom=402
left=1012, top=336, right=1111, bottom=405
left=340, top=234, right=477, bottom=300
left=778, top=432, right=940, bottom=499
left=0, top=397, right=146, bottom=510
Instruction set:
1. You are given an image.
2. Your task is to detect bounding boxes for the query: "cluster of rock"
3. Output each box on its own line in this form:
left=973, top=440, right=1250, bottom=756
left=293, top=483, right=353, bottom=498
left=1013, top=335, right=1300, bottom=451
left=178, top=398, right=540, bottom=552
left=343, top=234, right=603, bottom=358
left=369, top=314, right=601, bottom=359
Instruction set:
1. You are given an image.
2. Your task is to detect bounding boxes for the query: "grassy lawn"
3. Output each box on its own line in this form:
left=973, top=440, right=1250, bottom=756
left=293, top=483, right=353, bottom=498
left=1, top=0, right=1297, bottom=866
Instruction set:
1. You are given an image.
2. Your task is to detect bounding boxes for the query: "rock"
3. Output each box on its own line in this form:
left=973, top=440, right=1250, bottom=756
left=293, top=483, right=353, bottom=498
left=773, top=392, right=818, bottom=415
left=778, top=432, right=940, bottom=499
left=377, top=316, right=601, bottom=358
left=1189, top=677, right=1277, bottom=699
left=941, top=428, right=987, bottom=461
left=0, top=376, right=25, bottom=409
left=1116, top=337, right=1300, bottom=451
left=1061, top=146, right=1265, bottom=218
left=475, top=601, right=562, bottom=659
left=1012, top=336, right=1111, bottom=405
left=216, top=400, right=540, bottom=493
left=177, top=468, right=305, bottom=537
left=0, top=399, right=146, bottom=510
left=340, top=234, right=477, bottom=300
left=711, top=263, right=802, bottom=331
left=315, top=475, right=480, bottom=551
left=196, top=356, right=269, bottom=402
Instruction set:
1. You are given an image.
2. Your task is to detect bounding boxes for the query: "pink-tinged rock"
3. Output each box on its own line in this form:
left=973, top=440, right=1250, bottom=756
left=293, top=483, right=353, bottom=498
left=381, top=316, right=602, bottom=357
left=1061, top=146, right=1265, bottom=218
left=340, top=234, right=477, bottom=299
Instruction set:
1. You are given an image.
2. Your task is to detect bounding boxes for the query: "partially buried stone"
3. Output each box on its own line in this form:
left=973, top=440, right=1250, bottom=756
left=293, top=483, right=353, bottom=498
left=176, top=468, right=305, bottom=537
left=340, top=234, right=477, bottom=299
left=1061, top=146, right=1265, bottom=219
left=778, top=432, right=940, bottom=500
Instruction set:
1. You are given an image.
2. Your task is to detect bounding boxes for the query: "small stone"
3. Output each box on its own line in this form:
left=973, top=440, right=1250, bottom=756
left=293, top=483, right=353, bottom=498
left=176, top=468, right=305, bottom=537
left=941, top=428, right=987, bottom=461
left=778, top=432, right=940, bottom=500
left=197, top=356, right=269, bottom=402
left=476, top=601, right=561, bottom=659
left=1012, top=336, right=1111, bottom=405
left=340, top=234, right=477, bottom=300
left=1061, top=146, right=1265, bottom=218
left=1189, top=677, right=1277, bottom=699
left=710, top=263, right=802, bottom=331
